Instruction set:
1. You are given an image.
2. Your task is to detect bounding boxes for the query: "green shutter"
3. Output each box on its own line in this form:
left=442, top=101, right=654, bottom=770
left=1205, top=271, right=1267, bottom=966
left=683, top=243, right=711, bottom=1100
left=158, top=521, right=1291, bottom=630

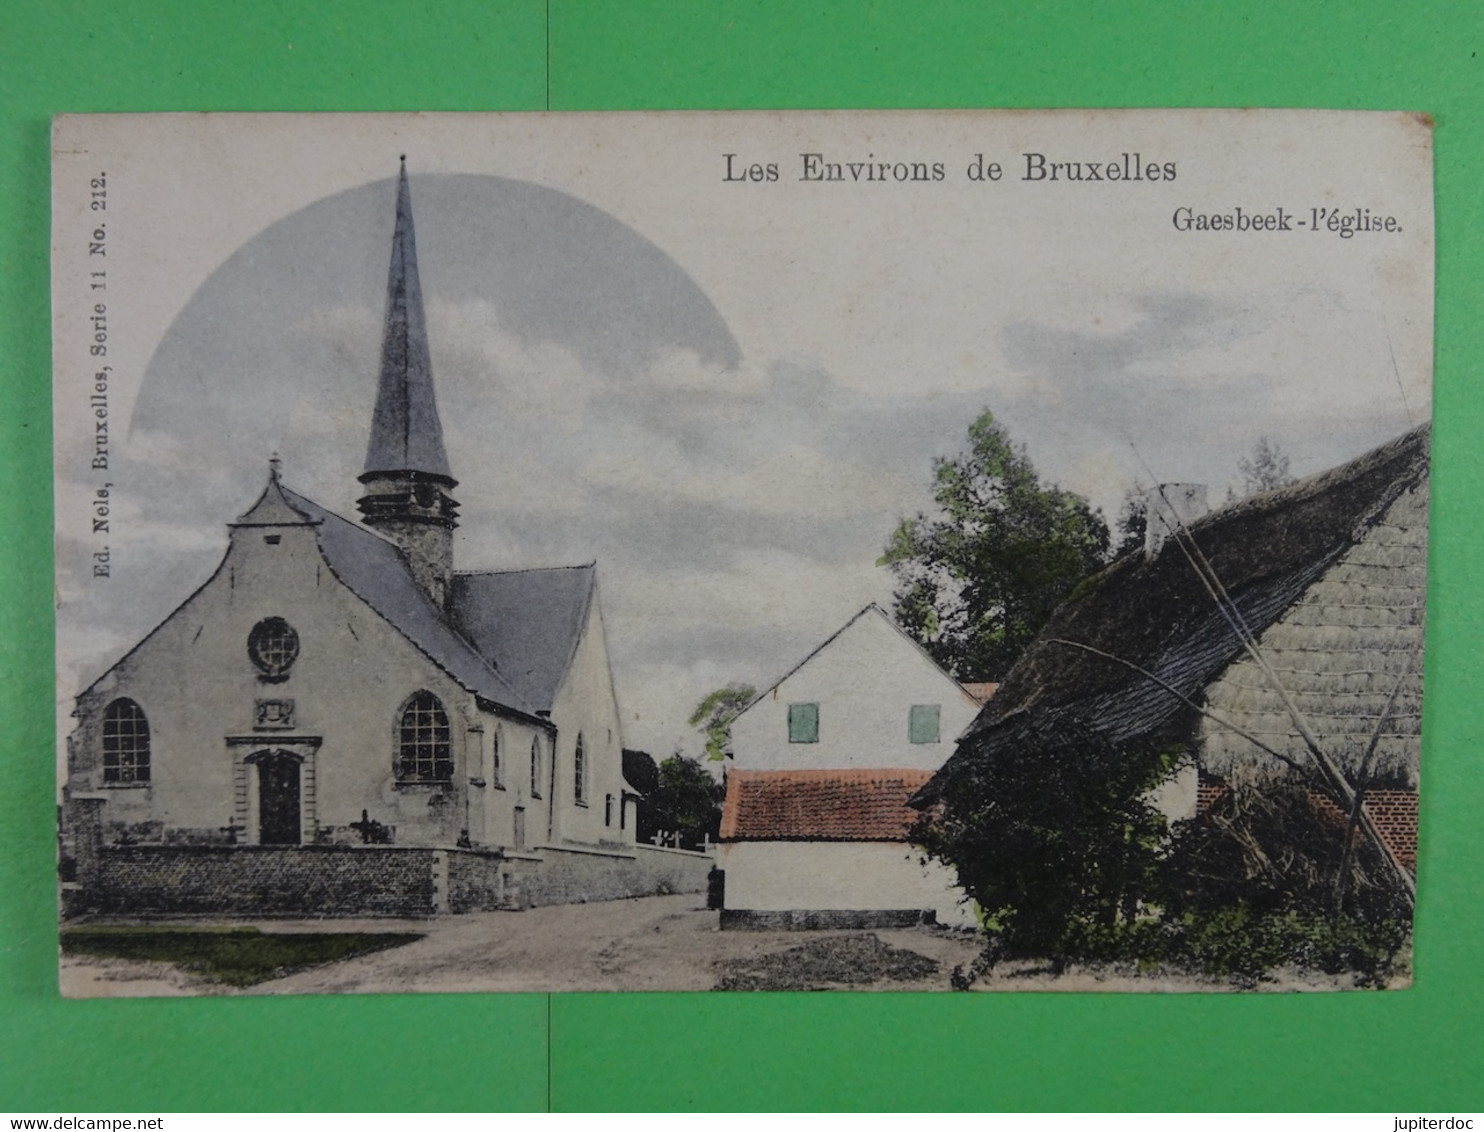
left=788, top=702, right=819, bottom=743
left=909, top=703, right=941, bottom=744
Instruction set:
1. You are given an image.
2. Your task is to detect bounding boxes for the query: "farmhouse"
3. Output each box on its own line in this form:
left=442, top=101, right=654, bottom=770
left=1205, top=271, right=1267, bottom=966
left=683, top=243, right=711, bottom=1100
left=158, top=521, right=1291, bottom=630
left=62, top=163, right=708, bottom=916
left=719, top=603, right=982, bottom=928
left=918, top=424, right=1429, bottom=876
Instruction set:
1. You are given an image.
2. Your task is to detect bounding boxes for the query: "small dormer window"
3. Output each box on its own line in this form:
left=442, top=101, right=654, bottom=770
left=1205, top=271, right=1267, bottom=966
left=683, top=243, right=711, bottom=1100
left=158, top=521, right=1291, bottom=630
left=248, top=617, right=300, bottom=680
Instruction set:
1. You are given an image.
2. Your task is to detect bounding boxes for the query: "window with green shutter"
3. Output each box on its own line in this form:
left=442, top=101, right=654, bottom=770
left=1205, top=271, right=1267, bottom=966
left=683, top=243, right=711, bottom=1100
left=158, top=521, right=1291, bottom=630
left=788, top=702, right=819, bottom=743
left=909, top=703, right=941, bottom=744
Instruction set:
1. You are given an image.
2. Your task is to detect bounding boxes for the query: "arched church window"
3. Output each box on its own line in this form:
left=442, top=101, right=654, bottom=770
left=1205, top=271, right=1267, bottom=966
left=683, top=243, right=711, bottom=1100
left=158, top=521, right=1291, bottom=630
left=396, top=691, right=452, bottom=783
left=248, top=617, right=300, bottom=680
left=530, top=737, right=543, bottom=798
left=491, top=728, right=503, bottom=789
left=574, top=733, right=588, bottom=804
left=102, top=698, right=150, bottom=784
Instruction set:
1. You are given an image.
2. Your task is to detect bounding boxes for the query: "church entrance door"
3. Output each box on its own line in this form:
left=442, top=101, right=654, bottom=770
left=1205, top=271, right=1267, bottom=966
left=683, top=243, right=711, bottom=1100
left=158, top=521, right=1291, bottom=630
left=257, top=751, right=301, bottom=845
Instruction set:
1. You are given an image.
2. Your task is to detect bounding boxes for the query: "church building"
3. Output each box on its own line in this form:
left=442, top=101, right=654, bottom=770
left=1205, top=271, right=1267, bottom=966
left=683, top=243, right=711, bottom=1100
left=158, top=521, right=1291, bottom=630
left=62, top=164, right=707, bottom=915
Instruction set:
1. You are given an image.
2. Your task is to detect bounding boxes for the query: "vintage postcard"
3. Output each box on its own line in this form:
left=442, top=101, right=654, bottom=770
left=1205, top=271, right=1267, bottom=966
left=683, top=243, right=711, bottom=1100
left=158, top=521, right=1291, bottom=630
left=52, top=111, right=1432, bottom=994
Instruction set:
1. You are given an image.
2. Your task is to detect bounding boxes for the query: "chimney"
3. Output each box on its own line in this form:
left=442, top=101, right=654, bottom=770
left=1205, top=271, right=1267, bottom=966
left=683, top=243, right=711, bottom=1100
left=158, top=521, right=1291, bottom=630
left=1143, top=483, right=1208, bottom=560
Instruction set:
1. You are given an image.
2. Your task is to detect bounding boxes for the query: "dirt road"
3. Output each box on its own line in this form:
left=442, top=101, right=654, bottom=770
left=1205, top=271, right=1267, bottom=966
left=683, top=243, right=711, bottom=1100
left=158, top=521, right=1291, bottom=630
left=61, top=895, right=984, bottom=996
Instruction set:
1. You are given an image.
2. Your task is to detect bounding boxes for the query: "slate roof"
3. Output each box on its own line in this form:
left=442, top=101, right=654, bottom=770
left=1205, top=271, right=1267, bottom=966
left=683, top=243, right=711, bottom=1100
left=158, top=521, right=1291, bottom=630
left=276, top=485, right=542, bottom=719
left=448, top=566, right=597, bottom=713
left=362, top=160, right=454, bottom=482
left=917, top=424, right=1430, bottom=804
left=720, top=768, right=936, bottom=842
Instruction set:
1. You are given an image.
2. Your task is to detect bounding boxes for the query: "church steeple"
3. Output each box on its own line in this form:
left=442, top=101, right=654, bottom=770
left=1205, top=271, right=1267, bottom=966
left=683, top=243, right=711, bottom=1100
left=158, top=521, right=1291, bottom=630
left=357, top=159, right=460, bottom=608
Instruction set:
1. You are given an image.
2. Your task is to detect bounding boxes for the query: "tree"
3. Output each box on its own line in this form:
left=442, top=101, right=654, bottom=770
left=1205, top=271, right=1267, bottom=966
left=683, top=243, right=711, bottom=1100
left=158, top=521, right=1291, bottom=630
left=1113, top=486, right=1149, bottom=559
left=880, top=410, right=1110, bottom=681
left=1238, top=437, right=1296, bottom=495
left=914, top=727, right=1180, bottom=966
left=621, top=748, right=659, bottom=797
left=688, top=683, right=756, bottom=762
left=646, top=755, right=725, bottom=849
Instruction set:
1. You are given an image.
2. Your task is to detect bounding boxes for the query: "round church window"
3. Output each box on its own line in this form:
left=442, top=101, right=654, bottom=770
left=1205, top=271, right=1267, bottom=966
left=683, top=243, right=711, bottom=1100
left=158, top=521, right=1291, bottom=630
left=248, top=617, right=300, bottom=680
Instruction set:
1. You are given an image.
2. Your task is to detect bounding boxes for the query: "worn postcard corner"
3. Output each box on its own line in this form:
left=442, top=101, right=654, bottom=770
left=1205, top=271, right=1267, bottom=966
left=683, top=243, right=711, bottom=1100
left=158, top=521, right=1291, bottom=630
left=51, top=110, right=1431, bottom=995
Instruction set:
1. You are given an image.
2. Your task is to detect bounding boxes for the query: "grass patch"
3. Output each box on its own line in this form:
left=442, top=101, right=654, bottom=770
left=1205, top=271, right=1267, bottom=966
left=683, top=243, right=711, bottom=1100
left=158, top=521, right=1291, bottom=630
left=61, top=926, right=424, bottom=987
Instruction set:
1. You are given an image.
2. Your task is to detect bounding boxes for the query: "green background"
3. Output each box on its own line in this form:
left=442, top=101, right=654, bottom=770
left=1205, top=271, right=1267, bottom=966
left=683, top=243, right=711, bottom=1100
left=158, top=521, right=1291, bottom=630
left=2, top=0, right=1480, bottom=1113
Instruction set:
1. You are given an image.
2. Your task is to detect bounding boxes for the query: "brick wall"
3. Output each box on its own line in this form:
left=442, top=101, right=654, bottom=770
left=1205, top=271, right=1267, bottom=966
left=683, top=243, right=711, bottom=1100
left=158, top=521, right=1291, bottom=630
left=1198, top=775, right=1418, bottom=874
left=1308, top=787, right=1418, bottom=871
left=1196, top=774, right=1230, bottom=815
left=1364, top=789, right=1419, bottom=870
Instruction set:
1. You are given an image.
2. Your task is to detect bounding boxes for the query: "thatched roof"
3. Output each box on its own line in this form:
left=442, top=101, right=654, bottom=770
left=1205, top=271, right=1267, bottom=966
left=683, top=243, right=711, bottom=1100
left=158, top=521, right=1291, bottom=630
left=916, top=424, right=1429, bottom=804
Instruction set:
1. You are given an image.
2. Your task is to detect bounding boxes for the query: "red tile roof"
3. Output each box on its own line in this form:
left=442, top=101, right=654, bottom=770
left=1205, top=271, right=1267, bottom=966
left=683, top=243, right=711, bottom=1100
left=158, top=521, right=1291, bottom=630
left=720, top=768, right=936, bottom=843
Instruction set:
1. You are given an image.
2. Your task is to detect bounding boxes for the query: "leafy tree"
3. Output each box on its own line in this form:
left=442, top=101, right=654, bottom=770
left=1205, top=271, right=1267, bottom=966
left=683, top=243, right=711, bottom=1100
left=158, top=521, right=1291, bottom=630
left=688, top=683, right=757, bottom=762
left=645, top=755, right=725, bottom=850
left=1113, top=486, right=1148, bottom=559
left=621, top=748, right=659, bottom=797
left=915, top=727, right=1180, bottom=967
left=1238, top=436, right=1296, bottom=495
left=880, top=410, right=1110, bottom=681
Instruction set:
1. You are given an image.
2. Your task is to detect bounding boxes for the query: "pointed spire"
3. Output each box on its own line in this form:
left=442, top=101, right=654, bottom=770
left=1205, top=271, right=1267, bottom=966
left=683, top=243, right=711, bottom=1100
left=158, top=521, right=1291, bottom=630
left=361, top=158, right=454, bottom=484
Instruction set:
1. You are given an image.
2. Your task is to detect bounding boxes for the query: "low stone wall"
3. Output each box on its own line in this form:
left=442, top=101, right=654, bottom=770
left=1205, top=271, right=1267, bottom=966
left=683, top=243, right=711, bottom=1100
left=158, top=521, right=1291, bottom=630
left=444, top=848, right=510, bottom=913
left=502, top=844, right=712, bottom=908
left=69, top=842, right=713, bottom=917
left=77, top=845, right=441, bottom=917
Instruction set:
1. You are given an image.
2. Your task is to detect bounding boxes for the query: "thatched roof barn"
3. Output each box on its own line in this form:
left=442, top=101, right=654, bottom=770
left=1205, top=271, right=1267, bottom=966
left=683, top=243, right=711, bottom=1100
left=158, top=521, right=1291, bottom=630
left=915, top=424, right=1429, bottom=826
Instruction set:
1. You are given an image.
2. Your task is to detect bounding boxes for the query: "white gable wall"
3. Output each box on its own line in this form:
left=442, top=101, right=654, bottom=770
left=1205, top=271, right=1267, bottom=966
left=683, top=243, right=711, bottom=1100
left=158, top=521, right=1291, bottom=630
left=729, top=607, right=981, bottom=772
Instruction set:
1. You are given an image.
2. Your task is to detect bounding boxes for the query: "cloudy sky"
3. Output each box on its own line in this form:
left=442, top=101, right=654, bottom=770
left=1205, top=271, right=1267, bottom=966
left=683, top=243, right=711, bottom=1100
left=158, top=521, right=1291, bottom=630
left=52, top=112, right=1433, bottom=759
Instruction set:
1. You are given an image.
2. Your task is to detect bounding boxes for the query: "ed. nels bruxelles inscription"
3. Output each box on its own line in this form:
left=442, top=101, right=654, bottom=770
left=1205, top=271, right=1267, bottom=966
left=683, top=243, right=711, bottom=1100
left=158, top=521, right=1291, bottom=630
left=725, top=152, right=1405, bottom=237
left=85, top=169, right=113, bottom=579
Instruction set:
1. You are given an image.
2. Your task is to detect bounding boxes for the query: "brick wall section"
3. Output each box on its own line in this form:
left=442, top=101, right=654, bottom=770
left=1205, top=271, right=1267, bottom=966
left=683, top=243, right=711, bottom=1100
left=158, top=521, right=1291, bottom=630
left=1364, top=789, right=1419, bottom=870
left=1195, top=775, right=1416, bottom=872
left=1196, top=774, right=1230, bottom=815
left=81, top=846, right=440, bottom=916
left=1308, top=788, right=1418, bottom=871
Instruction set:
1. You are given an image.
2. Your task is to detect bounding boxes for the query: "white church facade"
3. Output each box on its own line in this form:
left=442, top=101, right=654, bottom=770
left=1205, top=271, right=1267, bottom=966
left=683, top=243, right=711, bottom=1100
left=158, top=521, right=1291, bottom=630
left=62, top=164, right=708, bottom=916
